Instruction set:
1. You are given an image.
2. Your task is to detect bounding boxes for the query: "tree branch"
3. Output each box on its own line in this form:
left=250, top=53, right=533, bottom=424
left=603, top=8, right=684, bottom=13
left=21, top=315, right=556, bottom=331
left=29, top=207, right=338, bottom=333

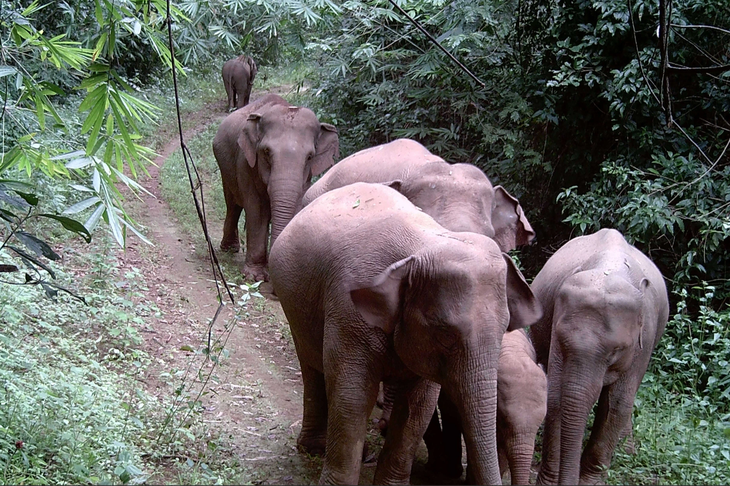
left=386, top=0, right=485, bottom=88
left=666, top=63, right=730, bottom=75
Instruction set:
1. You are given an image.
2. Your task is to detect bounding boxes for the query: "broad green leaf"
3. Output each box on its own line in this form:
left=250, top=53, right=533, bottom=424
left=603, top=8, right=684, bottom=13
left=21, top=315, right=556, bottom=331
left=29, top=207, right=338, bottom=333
left=38, top=214, right=93, bottom=243
left=15, top=191, right=39, bottom=206
left=7, top=245, right=56, bottom=279
left=84, top=203, right=105, bottom=232
left=15, top=232, right=61, bottom=261
left=0, top=66, right=18, bottom=78
left=62, top=196, right=102, bottom=215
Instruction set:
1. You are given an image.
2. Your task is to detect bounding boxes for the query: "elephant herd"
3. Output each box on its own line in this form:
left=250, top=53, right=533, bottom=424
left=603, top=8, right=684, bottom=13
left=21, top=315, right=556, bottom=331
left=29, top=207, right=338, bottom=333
left=213, top=55, right=670, bottom=485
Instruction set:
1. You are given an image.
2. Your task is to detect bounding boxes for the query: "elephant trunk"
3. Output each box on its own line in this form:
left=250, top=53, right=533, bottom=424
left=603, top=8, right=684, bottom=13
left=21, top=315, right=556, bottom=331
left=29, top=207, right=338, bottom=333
left=268, top=178, right=305, bottom=250
left=558, top=367, right=602, bottom=485
left=449, top=351, right=501, bottom=485
left=505, top=428, right=537, bottom=486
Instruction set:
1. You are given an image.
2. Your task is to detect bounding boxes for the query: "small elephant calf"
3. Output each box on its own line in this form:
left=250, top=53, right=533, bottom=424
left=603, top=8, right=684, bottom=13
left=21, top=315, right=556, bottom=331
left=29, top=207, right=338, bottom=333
left=530, top=228, right=669, bottom=485
left=422, top=329, right=547, bottom=485
left=222, top=54, right=258, bottom=111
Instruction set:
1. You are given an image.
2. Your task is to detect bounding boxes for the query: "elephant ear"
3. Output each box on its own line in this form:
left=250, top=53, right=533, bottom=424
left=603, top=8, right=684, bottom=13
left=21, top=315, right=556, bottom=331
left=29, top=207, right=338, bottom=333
left=502, top=253, right=543, bottom=331
left=239, top=113, right=261, bottom=168
left=311, top=123, right=340, bottom=177
left=350, top=256, right=415, bottom=335
left=381, top=180, right=403, bottom=193
left=248, top=57, right=258, bottom=83
left=492, top=186, right=536, bottom=252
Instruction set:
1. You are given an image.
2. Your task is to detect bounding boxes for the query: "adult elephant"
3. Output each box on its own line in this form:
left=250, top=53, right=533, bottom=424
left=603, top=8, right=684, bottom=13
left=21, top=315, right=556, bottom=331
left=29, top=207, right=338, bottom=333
left=302, top=138, right=534, bottom=253
left=424, top=329, right=547, bottom=485
left=269, top=183, right=542, bottom=485
left=212, top=93, right=339, bottom=282
left=530, top=228, right=669, bottom=485
left=222, top=54, right=258, bottom=111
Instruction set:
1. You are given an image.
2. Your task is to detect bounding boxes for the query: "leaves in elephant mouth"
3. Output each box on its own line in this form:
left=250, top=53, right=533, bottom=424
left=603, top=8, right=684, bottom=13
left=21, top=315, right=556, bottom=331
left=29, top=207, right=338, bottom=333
left=353, top=198, right=360, bottom=208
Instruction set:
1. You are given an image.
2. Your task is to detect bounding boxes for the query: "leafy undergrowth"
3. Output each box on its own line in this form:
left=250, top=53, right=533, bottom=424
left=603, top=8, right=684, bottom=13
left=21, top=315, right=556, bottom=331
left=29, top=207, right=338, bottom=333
left=0, top=238, right=156, bottom=485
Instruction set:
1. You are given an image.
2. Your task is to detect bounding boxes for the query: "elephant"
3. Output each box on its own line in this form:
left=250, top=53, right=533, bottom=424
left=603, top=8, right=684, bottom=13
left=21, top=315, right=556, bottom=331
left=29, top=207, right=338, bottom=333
left=529, top=228, right=669, bottom=485
left=212, top=93, right=339, bottom=282
left=422, top=329, right=547, bottom=485
left=269, top=182, right=543, bottom=485
left=222, top=54, right=258, bottom=111
left=301, top=138, right=535, bottom=253
left=309, top=138, right=537, bottom=473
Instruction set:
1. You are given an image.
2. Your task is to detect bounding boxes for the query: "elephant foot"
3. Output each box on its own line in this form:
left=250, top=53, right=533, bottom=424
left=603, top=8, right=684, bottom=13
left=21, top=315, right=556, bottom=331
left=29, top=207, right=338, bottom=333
left=296, top=433, right=326, bottom=456
left=220, top=240, right=240, bottom=252
left=377, top=417, right=389, bottom=436
left=243, top=263, right=269, bottom=282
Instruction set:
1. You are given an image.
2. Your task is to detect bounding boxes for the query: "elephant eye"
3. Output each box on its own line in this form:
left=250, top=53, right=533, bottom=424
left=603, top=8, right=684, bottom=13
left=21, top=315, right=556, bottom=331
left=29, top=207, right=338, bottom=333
left=433, top=324, right=459, bottom=352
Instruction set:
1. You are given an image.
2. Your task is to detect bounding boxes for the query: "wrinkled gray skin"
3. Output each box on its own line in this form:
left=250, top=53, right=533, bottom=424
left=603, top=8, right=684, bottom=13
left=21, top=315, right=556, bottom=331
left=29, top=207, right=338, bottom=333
left=212, top=93, right=339, bottom=282
left=530, top=228, right=669, bottom=485
left=269, top=183, right=542, bottom=485
left=423, top=329, right=547, bottom=485
left=222, top=55, right=258, bottom=111
left=302, top=138, right=535, bottom=253
left=317, top=139, right=538, bottom=477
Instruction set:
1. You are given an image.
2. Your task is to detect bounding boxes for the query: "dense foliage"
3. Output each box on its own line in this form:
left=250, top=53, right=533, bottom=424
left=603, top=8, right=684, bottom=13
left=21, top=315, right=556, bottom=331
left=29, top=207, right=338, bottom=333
left=304, top=0, right=730, bottom=406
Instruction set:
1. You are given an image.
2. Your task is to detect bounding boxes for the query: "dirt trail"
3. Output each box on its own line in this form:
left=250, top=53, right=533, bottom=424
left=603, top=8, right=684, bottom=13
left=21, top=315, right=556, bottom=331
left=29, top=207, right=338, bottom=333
left=119, top=98, right=452, bottom=485
left=114, top=99, right=321, bottom=484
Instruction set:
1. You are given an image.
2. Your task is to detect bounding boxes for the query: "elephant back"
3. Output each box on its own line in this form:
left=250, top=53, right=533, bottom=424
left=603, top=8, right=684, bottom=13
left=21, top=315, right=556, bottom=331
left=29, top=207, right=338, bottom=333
left=302, top=138, right=444, bottom=207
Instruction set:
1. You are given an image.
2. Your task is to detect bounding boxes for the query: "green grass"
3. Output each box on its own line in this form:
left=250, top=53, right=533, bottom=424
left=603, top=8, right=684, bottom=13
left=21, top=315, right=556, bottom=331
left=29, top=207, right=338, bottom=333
left=159, top=122, right=225, bottom=248
left=0, top=238, right=156, bottom=485
left=608, top=372, right=730, bottom=485
left=139, top=67, right=225, bottom=152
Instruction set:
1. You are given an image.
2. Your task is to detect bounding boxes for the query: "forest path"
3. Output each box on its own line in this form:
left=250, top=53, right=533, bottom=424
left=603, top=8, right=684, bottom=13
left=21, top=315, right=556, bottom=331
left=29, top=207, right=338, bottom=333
left=119, top=96, right=320, bottom=484
left=119, top=94, right=451, bottom=485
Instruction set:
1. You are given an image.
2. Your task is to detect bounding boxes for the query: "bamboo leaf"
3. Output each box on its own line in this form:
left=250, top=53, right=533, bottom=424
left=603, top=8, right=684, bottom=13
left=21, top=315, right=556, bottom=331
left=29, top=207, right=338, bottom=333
left=15, top=232, right=61, bottom=261
left=38, top=214, right=93, bottom=243
left=62, top=196, right=102, bottom=214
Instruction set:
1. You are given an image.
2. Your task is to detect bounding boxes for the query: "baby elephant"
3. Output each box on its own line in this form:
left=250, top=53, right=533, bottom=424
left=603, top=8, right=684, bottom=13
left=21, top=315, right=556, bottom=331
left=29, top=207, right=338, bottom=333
left=530, top=228, right=669, bottom=485
left=222, top=54, right=258, bottom=111
left=424, top=329, right=547, bottom=485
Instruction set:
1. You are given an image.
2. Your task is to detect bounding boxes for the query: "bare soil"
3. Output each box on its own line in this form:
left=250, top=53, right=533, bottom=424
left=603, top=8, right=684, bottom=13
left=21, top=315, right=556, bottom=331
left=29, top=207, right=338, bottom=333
left=114, top=97, right=463, bottom=485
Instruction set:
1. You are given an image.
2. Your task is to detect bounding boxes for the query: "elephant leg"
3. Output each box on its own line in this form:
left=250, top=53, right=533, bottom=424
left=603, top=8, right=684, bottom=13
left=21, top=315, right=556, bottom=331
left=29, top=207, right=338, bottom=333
left=373, top=378, right=441, bottom=485
left=242, top=196, right=270, bottom=282
left=423, top=406, right=444, bottom=472
left=377, top=379, right=398, bottom=434
left=296, top=363, right=328, bottom=456
left=243, top=85, right=252, bottom=107
left=224, top=78, right=234, bottom=111
left=319, top=343, right=381, bottom=484
left=620, top=416, right=635, bottom=454
left=505, top=429, right=537, bottom=486
left=537, top=358, right=563, bottom=485
left=579, top=375, right=639, bottom=485
left=235, top=83, right=248, bottom=109
left=220, top=200, right=243, bottom=252
left=439, top=392, right=465, bottom=478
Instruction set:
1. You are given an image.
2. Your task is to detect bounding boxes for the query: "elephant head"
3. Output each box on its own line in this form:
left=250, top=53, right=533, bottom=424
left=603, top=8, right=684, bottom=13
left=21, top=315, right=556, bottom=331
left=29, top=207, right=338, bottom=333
left=391, top=161, right=535, bottom=252
left=531, top=229, right=669, bottom=485
left=302, top=138, right=535, bottom=253
left=351, top=241, right=543, bottom=485
left=238, top=104, right=339, bottom=247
